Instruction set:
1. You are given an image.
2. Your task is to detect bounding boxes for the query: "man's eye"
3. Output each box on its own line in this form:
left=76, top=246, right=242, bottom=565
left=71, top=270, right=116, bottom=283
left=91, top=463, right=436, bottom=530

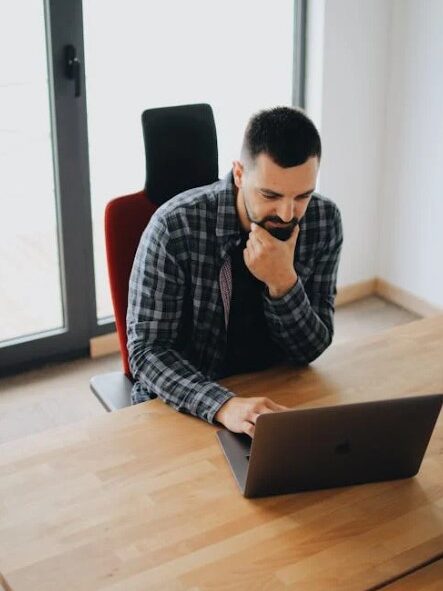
left=260, top=193, right=277, bottom=200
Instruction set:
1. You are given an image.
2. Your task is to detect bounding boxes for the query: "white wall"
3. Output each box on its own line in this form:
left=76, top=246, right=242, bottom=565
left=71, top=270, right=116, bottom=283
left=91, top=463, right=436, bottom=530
left=379, top=0, right=443, bottom=309
left=306, top=0, right=443, bottom=309
left=306, top=0, right=392, bottom=287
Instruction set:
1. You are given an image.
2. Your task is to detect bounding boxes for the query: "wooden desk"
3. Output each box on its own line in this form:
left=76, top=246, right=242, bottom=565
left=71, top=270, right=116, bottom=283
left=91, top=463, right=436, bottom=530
left=0, top=316, right=442, bottom=591
left=376, top=558, right=443, bottom=590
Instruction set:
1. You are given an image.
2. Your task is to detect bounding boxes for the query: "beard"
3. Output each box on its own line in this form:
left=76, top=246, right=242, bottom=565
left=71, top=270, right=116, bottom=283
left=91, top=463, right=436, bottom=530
left=244, top=202, right=299, bottom=241
left=257, top=217, right=299, bottom=241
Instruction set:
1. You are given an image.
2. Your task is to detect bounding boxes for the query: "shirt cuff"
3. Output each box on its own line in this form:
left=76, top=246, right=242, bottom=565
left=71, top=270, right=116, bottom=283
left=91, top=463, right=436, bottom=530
left=191, top=382, right=235, bottom=425
left=264, top=275, right=310, bottom=316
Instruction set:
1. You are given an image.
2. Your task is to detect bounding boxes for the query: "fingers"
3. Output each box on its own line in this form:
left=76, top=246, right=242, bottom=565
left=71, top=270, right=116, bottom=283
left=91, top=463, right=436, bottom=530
left=243, top=248, right=250, bottom=267
left=243, top=400, right=287, bottom=438
left=265, top=399, right=288, bottom=411
left=217, top=396, right=287, bottom=439
left=288, top=224, right=300, bottom=246
left=243, top=234, right=261, bottom=266
left=248, top=407, right=273, bottom=425
left=250, top=222, right=267, bottom=239
left=247, top=399, right=286, bottom=423
left=250, top=223, right=272, bottom=247
left=242, top=420, right=255, bottom=438
left=251, top=396, right=287, bottom=412
left=247, top=233, right=262, bottom=254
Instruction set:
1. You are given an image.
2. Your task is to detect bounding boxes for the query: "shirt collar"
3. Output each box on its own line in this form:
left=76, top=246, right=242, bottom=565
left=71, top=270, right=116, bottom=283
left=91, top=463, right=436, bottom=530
left=215, top=171, right=243, bottom=257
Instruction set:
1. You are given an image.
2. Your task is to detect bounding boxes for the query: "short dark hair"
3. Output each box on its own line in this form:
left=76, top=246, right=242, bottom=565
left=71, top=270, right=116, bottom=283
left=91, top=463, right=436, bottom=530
left=241, top=106, right=321, bottom=167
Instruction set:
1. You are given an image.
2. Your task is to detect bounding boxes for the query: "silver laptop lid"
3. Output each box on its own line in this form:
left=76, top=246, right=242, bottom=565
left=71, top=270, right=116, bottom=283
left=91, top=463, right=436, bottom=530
left=217, top=394, right=443, bottom=498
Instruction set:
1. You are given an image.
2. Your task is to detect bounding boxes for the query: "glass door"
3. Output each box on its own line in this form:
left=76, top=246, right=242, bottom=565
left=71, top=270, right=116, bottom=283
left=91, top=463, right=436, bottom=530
left=0, top=0, right=97, bottom=375
left=0, top=1, right=63, bottom=343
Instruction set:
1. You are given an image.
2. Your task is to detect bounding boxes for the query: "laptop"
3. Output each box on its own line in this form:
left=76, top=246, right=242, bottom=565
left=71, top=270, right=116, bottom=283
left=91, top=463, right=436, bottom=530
left=216, top=393, right=443, bottom=498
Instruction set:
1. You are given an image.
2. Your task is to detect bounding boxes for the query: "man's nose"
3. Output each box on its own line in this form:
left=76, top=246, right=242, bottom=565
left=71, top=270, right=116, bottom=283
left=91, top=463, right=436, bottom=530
left=276, top=199, right=294, bottom=223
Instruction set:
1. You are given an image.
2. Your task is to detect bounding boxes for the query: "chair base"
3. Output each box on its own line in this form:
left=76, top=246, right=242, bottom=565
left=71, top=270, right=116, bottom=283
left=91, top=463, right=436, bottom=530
left=90, top=372, right=133, bottom=411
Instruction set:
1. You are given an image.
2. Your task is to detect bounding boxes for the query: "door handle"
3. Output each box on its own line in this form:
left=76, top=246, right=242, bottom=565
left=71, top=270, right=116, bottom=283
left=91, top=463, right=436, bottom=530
left=64, top=44, right=81, bottom=97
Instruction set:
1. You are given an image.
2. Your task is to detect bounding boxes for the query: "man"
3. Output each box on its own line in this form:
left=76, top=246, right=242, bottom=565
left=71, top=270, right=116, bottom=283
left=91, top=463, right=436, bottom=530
left=127, top=106, right=343, bottom=437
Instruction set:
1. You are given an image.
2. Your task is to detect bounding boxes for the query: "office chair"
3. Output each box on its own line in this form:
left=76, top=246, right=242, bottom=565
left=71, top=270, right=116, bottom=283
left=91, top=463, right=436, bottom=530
left=90, top=103, right=219, bottom=411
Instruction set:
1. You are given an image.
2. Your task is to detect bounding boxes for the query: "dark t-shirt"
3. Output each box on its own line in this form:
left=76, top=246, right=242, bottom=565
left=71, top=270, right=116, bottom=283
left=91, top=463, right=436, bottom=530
left=222, top=233, right=284, bottom=376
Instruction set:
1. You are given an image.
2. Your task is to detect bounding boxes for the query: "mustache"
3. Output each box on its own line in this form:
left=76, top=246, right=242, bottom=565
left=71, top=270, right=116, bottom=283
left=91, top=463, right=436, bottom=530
left=261, top=216, right=299, bottom=227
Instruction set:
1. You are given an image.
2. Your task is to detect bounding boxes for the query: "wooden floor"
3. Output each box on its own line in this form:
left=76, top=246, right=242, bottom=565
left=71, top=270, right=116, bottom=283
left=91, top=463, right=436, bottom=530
left=0, top=296, right=419, bottom=445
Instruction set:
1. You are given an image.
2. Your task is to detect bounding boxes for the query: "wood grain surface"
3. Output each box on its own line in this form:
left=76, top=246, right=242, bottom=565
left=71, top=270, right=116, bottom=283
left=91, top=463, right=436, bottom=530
left=374, top=558, right=443, bottom=590
left=0, top=316, right=442, bottom=591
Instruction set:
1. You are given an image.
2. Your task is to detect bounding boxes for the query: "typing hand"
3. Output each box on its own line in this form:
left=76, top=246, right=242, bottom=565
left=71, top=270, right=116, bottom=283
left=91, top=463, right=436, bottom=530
left=215, top=396, right=288, bottom=437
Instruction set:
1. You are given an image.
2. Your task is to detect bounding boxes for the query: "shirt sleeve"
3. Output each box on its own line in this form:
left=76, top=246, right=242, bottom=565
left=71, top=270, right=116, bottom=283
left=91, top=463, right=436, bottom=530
left=127, top=214, right=233, bottom=424
left=262, top=204, right=343, bottom=365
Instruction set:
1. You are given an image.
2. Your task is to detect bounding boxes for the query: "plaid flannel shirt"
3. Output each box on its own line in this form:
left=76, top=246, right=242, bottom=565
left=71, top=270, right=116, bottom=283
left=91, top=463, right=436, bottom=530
left=127, top=171, right=343, bottom=424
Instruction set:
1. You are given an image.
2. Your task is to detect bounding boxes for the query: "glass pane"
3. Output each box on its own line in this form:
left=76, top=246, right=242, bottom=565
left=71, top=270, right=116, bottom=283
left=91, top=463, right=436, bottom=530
left=83, top=0, right=294, bottom=321
left=0, top=1, right=64, bottom=343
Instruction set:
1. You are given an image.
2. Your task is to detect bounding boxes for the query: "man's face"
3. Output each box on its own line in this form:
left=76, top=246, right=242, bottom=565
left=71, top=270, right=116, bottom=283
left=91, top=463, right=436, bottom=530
left=233, top=153, right=319, bottom=241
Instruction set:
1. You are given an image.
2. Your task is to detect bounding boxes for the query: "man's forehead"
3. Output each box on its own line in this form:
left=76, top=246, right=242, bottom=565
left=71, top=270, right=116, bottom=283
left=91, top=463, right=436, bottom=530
left=250, top=153, right=318, bottom=191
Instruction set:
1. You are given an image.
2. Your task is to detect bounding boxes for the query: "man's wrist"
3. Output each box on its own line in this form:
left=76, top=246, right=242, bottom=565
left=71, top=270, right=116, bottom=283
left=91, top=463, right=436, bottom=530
left=213, top=395, right=234, bottom=425
left=267, top=273, right=298, bottom=299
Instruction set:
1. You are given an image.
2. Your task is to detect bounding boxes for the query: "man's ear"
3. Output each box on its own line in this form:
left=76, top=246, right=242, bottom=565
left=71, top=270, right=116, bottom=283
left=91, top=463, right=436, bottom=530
left=232, top=160, right=244, bottom=189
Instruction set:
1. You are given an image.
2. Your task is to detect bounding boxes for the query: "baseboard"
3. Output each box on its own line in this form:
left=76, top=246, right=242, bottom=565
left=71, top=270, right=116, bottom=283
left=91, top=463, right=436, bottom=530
left=335, top=279, right=377, bottom=307
left=89, top=278, right=442, bottom=358
left=375, top=278, right=442, bottom=318
left=90, top=332, right=120, bottom=358
left=336, top=277, right=442, bottom=317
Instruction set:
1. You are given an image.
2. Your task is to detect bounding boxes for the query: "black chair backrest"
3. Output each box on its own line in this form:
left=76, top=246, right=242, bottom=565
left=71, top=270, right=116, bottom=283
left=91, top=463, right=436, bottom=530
left=142, top=103, right=219, bottom=206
